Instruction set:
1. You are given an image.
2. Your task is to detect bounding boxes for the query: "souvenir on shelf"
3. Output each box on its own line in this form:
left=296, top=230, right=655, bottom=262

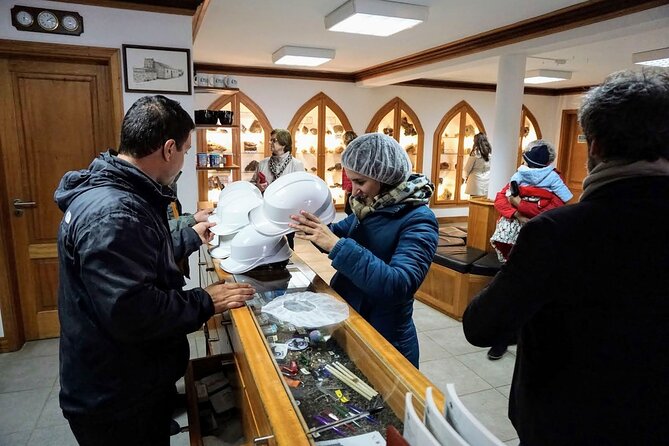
left=239, top=103, right=267, bottom=182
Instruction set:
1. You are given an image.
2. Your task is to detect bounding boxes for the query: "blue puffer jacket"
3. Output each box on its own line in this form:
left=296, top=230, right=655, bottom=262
left=54, top=151, right=213, bottom=420
left=328, top=204, right=438, bottom=367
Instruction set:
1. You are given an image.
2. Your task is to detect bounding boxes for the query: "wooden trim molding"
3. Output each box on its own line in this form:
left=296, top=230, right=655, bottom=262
left=54, top=0, right=201, bottom=15
left=194, top=63, right=356, bottom=83
left=353, top=0, right=669, bottom=81
left=192, top=0, right=210, bottom=41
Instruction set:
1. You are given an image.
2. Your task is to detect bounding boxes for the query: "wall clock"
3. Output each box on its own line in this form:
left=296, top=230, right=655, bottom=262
left=11, top=5, right=84, bottom=36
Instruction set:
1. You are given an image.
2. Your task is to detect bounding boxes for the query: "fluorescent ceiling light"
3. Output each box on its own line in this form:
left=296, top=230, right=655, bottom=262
left=524, top=69, right=572, bottom=84
left=272, top=46, right=335, bottom=67
left=633, top=47, right=669, bottom=67
left=325, top=0, right=428, bottom=37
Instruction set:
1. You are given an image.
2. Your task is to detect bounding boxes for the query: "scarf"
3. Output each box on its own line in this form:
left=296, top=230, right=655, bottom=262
left=268, top=152, right=292, bottom=180
left=350, top=174, right=434, bottom=221
left=580, top=158, right=669, bottom=201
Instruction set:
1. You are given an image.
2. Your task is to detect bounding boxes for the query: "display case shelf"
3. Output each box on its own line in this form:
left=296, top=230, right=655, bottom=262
left=195, top=124, right=239, bottom=129
left=194, top=86, right=240, bottom=95
left=196, top=165, right=240, bottom=171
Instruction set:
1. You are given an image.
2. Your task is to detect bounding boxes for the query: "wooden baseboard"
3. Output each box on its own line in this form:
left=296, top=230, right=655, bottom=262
left=436, top=216, right=468, bottom=224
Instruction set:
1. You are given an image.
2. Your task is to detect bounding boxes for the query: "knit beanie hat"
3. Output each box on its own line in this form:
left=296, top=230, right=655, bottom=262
left=523, top=143, right=550, bottom=168
left=341, top=133, right=412, bottom=185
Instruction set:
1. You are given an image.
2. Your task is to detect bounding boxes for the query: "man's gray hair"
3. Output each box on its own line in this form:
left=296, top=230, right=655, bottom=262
left=578, top=68, right=669, bottom=162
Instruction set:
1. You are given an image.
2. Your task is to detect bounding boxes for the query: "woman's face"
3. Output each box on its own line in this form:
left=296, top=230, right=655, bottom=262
left=270, top=137, right=285, bottom=156
left=346, top=169, right=382, bottom=201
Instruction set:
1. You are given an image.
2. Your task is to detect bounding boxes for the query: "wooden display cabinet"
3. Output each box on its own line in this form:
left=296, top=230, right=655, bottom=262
left=192, top=247, right=446, bottom=445
left=288, top=92, right=352, bottom=210
left=196, top=91, right=273, bottom=205
left=366, top=97, right=424, bottom=173
left=431, top=101, right=486, bottom=206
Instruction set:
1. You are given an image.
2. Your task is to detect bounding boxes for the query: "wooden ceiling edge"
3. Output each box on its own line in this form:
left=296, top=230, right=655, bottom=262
left=194, top=62, right=595, bottom=96
left=52, top=0, right=199, bottom=16
left=194, top=63, right=356, bottom=83
left=192, top=0, right=210, bottom=41
left=353, top=0, right=669, bottom=81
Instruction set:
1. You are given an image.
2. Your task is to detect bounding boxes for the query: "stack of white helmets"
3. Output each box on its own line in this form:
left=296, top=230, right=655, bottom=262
left=210, top=172, right=335, bottom=274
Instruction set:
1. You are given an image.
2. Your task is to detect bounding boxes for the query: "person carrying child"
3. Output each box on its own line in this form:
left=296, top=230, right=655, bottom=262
left=490, top=140, right=572, bottom=264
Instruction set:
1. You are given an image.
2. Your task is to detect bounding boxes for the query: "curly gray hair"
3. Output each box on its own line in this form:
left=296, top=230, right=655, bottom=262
left=578, top=68, right=669, bottom=162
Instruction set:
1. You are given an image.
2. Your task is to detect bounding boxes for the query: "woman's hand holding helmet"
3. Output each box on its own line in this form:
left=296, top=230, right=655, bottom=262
left=289, top=210, right=340, bottom=252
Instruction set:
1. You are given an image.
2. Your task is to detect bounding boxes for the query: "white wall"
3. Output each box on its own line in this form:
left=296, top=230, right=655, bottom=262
left=1, top=1, right=200, bottom=300
left=195, top=75, right=561, bottom=217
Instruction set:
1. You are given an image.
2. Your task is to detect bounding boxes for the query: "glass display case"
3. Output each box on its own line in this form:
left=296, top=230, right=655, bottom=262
left=517, top=105, right=543, bottom=166
left=197, top=91, right=272, bottom=205
left=432, top=101, right=486, bottom=206
left=195, top=247, right=446, bottom=445
left=366, top=97, right=424, bottom=172
left=289, top=92, right=352, bottom=210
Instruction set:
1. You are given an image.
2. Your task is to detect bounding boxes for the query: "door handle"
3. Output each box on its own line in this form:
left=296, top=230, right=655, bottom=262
left=13, top=198, right=36, bottom=216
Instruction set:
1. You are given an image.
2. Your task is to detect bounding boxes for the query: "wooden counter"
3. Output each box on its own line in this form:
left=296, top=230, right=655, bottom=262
left=192, top=247, right=446, bottom=445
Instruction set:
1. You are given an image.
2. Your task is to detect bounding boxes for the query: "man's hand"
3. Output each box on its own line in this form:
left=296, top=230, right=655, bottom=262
left=192, top=221, right=216, bottom=244
left=289, top=210, right=340, bottom=252
left=508, top=195, right=521, bottom=208
left=257, top=181, right=269, bottom=193
left=205, top=282, right=255, bottom=312
left=193, top=208, right=214, bottom=223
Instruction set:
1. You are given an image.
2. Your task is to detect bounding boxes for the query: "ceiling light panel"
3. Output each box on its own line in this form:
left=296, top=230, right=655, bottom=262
left=272, top=46, right=335, bottom=67
left=524, top=69, right=572, bottom=84
left=325, top=0, right=428, bottom=37
left=633, top=47, right=669, bottom=68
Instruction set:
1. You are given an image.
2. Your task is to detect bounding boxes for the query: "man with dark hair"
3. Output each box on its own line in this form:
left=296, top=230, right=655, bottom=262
left=463, top=69, right=669, bottom=445
left=54, top=95, right=255, bottom=445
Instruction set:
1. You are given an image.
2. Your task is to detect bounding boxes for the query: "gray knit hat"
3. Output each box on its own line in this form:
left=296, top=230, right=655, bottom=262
left=341, top=133, right=412, bottom=185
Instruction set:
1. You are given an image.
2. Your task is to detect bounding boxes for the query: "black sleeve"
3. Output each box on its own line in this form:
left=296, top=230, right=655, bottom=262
left=463, top=215, right=559, bottom=347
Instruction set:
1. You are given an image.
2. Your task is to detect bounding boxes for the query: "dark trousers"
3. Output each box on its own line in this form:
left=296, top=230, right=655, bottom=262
left=67, top=388, right=175, bottom=446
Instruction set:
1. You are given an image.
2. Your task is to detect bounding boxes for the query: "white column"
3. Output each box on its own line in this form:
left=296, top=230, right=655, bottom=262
left=488, top=54, right=527, bottom=199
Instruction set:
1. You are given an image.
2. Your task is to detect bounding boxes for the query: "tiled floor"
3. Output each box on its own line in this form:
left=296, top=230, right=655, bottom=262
left=0, top=236, right=519, bottom=446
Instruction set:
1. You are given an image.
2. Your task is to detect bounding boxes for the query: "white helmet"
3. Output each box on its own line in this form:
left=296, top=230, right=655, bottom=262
left=220, top=225, right=292, bottom=274
left=249, top=171, right=336, bottom=236
left=209, top=182, right=258, bottom=224
left=211, top=182, right=263, bottom=236
left=210, top=233, right=235, bottom=259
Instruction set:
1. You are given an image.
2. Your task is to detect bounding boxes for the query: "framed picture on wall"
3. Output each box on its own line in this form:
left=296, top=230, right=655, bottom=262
left=122, top=44, right=192, bottom=95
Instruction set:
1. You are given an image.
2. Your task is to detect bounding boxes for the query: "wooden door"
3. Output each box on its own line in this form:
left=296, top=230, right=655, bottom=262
left=0, top=51, right=119, bottom=340
left=558, top=110, right=588, bottom=201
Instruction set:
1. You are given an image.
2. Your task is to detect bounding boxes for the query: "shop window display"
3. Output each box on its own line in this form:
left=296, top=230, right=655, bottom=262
left=366, top=97, right=424, bottom=173
left=517, top=105, right=543, bottom=166
left=288, top=92, right=352, bottom=210
left=431, top=101, right=486, bottom=206
left=197, top=91, right=272, bottom=205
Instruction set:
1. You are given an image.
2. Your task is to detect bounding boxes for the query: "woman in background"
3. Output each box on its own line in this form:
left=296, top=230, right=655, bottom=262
left=463, top=133, right=492, bottom=197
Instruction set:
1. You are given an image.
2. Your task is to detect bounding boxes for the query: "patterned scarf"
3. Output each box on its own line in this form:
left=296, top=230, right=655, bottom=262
left=350, top=174, right=434, bottom=221
left=580, top=158, right=669, bottom=201
left=269, top=152, right=292, bottom=180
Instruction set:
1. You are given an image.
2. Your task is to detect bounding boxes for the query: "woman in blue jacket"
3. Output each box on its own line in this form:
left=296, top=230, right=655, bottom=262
left=290, top=133, right=438, bottom=367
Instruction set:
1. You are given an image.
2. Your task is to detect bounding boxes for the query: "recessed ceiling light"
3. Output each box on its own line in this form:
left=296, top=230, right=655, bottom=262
left=325, top=0, right=428, bottom=37
left=633, top=47, right=669, bottom=67
left=272, top=46, right=335, bottom=67
left=524, top=69, right=572, bottom=84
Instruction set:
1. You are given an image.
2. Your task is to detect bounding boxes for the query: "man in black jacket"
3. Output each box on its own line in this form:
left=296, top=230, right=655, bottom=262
left=55, top=95, right=255, bottom=445
left=463, top=69, right=669, bottom=446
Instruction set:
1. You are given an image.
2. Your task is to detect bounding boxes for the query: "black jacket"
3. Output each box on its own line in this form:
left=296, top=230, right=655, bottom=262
left=463, top=176, right=669, bottom=446
left=54, top=151, right=214, bottom=420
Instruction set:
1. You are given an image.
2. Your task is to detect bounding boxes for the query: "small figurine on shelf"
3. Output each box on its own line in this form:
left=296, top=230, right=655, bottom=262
left=401, top=117, right=417, bottom=136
